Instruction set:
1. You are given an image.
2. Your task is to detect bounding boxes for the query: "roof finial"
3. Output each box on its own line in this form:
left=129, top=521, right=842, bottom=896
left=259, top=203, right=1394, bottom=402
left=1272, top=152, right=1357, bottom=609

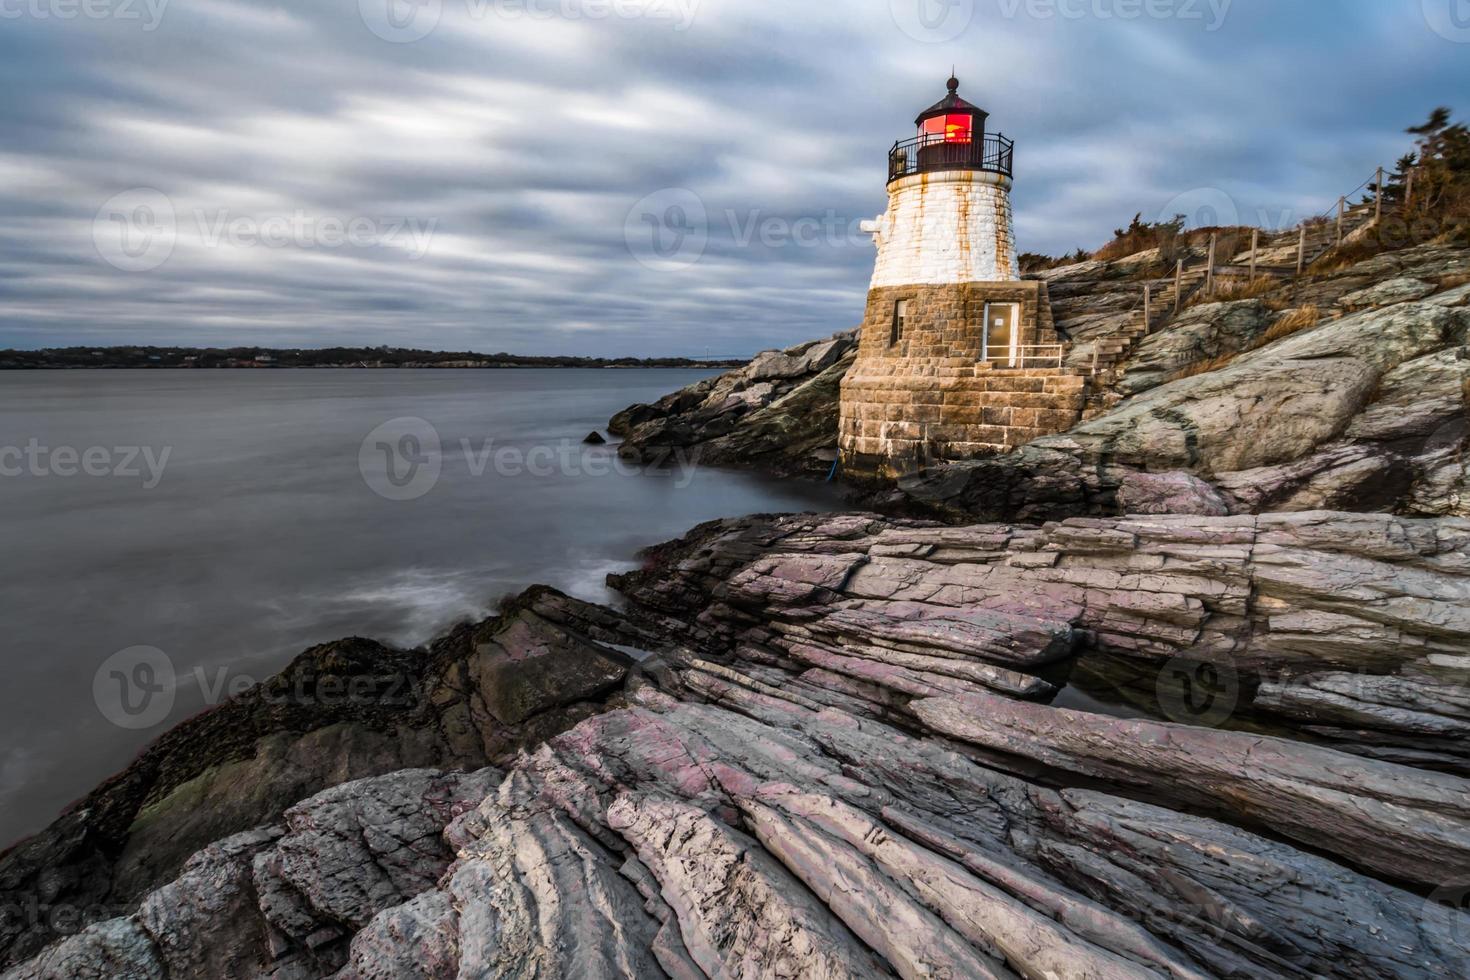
left=946, top=71, right=959, bottom=93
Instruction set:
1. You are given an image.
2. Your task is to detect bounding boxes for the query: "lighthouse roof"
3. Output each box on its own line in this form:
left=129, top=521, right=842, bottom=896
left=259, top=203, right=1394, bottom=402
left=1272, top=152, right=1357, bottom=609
left=915, top=76, right=988, bottom=126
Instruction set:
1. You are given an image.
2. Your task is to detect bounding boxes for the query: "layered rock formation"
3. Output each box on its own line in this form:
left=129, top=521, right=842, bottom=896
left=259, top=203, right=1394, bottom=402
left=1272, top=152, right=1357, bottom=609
left=0, top=588, right=656, bottom=967
left=900, top=283, right=1469, bottom=520
left=9, top=510, right=1470, bottom=978
left=611, top=331, right=856, bottom=477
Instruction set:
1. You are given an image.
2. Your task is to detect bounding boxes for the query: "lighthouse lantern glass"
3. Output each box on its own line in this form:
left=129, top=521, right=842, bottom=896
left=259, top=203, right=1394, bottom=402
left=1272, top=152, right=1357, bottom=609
left=921, top=113, right=973, bottom=143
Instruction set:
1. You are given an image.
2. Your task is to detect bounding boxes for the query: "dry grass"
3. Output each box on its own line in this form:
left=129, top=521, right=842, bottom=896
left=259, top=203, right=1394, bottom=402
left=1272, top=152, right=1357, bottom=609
left=1169, top=351, right=1237, bottom=380
left=1182, top=276, right=1287, bottom=310
left=1164, top=305, right=1321, bottom=381
left=1309, top=240, right=1386, bottom=277
left=1260, top=304, right=1321, bottom=343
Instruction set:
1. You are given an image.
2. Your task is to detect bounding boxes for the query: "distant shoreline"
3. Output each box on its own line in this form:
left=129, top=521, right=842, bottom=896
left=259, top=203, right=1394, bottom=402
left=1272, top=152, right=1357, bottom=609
left=0, top=346, right=748, bottom=371
left=1, top=364, right=743, bottom=370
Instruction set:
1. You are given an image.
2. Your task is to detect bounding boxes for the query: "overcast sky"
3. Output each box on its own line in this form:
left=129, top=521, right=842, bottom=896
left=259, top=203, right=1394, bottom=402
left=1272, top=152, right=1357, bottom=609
left=1, top=0, right=1467, bottom=356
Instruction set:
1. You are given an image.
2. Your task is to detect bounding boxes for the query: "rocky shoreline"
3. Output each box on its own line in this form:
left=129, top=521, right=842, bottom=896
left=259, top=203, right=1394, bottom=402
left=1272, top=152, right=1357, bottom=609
left=613, top=243, right=1470, bottom=522
left=5, top=509, right=1470, bottom=977
left=4, top=240, right=1470, bottom=978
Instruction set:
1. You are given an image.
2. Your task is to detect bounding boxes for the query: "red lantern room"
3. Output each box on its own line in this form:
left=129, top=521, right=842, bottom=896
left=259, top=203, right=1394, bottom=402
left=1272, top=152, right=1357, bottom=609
left=915, top=75, right=986, bottom=144
left=889, top=75, right=1013, bottom=183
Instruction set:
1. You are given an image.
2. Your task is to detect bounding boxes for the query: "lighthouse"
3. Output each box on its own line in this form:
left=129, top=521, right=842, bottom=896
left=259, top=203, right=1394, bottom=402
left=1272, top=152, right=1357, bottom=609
left=839, top=76, right=1083, bottom=480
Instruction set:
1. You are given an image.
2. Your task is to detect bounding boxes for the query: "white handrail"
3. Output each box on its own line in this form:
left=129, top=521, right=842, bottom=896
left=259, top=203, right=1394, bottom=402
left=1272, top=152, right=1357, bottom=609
left=983, top=344, right=1064, bottom=369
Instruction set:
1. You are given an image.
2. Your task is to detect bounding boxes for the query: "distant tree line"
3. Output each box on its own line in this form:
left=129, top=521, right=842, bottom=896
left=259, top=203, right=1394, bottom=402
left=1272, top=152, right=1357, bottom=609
left=0, top=346, right=747, bottom=370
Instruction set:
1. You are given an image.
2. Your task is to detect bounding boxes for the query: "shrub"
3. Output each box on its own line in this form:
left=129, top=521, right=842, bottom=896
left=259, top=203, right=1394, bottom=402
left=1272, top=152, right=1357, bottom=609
left=1019, top=248, right=1092, bottom=273
left=1093, top=213, right=1185, bottom=262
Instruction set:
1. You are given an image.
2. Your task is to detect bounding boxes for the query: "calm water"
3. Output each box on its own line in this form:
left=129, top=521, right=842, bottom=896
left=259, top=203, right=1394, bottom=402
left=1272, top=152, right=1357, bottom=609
left=0, top=369, right=842, bottom=846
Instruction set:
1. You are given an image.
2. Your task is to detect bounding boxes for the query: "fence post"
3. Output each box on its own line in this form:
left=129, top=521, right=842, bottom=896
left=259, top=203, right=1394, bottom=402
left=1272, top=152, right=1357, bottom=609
left=1375, top=166, right=1384, bottom=224
left=1091, top=347, right=1098, bottom=377
left=1249, top=229, right=1258, bottom=282
left=1206, top=233, right=1217, bottom=294
left=1336, top=196, right=1345, bottom=245
left=1296, top=225, right=1306, bottom=276
left=1143, top=283, right=1152, bottom=330
left=1174, top=259, right=1183, bottom=312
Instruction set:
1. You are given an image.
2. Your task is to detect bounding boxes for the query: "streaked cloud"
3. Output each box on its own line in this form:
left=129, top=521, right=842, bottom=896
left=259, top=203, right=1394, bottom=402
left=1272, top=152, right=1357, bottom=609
left=0, top=0, right=1465, bottom=355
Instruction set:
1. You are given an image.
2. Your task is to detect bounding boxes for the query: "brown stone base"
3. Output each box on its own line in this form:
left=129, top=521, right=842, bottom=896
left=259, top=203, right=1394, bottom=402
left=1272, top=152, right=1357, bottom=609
left=838, top=280, right=1085, bottom=480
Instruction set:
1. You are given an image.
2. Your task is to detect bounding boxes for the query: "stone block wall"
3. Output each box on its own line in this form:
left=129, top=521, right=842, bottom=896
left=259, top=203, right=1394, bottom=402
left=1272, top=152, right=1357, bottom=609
left=839, top=280, right=1085, bottom=480
left=868, top=171, right=1019, bottom=287
left=852, top=281, right=1060, bottom=362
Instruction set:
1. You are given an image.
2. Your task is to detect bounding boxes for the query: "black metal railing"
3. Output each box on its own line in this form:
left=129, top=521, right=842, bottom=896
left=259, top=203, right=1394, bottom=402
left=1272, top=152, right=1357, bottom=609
left=888, top=132, right=1014, bottom=183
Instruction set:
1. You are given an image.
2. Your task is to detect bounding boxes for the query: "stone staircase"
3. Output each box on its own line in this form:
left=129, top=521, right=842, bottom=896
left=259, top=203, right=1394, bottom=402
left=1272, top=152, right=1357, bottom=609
left=1088, top=265, right=1208, bottom=378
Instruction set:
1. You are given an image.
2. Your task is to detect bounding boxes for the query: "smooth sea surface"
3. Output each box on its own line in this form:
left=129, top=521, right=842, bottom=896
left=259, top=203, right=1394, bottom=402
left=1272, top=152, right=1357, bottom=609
left=0, top=368, right=843, bottom=846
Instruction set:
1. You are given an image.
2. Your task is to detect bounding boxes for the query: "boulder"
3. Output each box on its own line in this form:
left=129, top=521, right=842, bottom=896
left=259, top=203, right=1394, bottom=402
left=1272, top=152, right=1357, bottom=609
left=469, top=607, right=630, bottom=726
left=1338, top=276, right=1437, bottom=311
left=1116, top=470, right=1230, bottom=516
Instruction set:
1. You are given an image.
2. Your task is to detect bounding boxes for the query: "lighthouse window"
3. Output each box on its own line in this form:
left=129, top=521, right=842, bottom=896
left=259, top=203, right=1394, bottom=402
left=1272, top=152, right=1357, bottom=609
left=890, top=300, right=909, bottom=345
left=922, top=114, right=973, bottom=143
